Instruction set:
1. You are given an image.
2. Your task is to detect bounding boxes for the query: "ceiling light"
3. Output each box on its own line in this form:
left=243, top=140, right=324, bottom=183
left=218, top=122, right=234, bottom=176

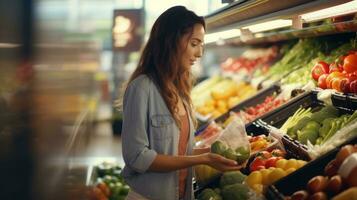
left=242, top=19, right=292, bottom=33
left=204, top=29, right=241, bottom=44
left=301, top=0, right=357, bottom=22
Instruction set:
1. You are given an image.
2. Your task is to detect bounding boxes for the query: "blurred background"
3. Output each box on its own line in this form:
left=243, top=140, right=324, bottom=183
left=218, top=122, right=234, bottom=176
left=0, top=1, right=226, bottom=199
left=1, top=0, right=357, bottom=199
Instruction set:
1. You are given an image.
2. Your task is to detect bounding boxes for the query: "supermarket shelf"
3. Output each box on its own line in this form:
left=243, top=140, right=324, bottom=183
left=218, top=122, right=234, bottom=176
left=205, top=0, right=350, bottom=33
left=209, top=19, right=357, bottom=46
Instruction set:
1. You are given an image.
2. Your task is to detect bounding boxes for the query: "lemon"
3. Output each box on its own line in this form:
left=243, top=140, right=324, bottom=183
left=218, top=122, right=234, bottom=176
left=276, top=159, right=287, bottom=169
left=297, top=160, right=307, bottom=169
left=267, top=168, right=287, bottom=185
left=285, top=167, right=296, bottom=174
left=260, top=169, right=272, bottom=185
left=246, top=171, right=262, bottom=187
left=285, top=159, right=298, bottom=170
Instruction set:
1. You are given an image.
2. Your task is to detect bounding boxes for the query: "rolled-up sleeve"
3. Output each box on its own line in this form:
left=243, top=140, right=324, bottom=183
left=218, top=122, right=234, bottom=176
left=122, top=82, right=157, bottom=173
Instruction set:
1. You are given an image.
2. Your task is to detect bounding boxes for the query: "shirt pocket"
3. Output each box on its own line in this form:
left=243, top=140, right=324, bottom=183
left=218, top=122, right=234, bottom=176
left=150, top=114, right=175, bottom=140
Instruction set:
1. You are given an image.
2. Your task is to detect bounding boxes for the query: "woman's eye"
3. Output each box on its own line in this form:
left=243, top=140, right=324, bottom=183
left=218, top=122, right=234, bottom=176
left=191, top=43, right=198, bottom=47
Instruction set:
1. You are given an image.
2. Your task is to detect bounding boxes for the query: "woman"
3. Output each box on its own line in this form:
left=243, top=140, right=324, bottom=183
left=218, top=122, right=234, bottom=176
left=120, top=6, right=242, bottom=200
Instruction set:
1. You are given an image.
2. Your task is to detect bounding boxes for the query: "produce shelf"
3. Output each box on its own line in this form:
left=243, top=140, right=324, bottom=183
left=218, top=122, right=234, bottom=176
left=259, top=91, right=357, bottom=160
left=265, top=136, right=357, bottom=200
left=221, top=20, right=357, bottom=46
left=205, top=0, right=355, bottom=46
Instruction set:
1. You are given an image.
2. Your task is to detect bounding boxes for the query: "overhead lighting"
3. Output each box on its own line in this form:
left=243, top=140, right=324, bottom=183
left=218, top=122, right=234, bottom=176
left=204, top=29, right=241, bottom=44
left=301, top=0, right=357, bottom=22
left=242, top=19, right=292, bottom=33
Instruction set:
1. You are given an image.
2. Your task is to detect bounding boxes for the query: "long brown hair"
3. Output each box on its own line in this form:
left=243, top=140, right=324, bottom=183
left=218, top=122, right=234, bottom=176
left=122, top=6, right=205, bottom=128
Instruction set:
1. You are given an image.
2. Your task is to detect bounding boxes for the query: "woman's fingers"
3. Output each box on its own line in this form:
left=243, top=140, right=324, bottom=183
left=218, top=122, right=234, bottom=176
left=219, top=156, right=238, bottom=166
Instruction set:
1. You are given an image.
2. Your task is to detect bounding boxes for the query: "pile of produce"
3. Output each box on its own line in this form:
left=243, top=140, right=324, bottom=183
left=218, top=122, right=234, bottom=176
left=237, top=94, right=287, bottom=123
left=311, top=49, right=357, bottom=93
left=89, top=162, right=129, bottom=200
left=220, top=46, right=279, bottom=75
left=246, top=158, right=307, bottom=194
left=286, top=144, right=357, bottom=200
left=280, top=105, right=357, bottom=146
left=197, top=171, right=253, bottom=200
left=248, top=135, right=279, bottom=153
left=193, top=77, right=256, bottom=119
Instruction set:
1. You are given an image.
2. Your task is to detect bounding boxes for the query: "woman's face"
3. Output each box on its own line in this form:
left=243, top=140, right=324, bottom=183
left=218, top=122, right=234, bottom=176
left=179, top=24, right=205, bottom=70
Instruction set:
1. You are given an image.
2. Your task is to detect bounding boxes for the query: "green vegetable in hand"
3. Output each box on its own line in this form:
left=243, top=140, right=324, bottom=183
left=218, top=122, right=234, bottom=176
left=235, top=147, right=250, bottom=164
left=211, top=141, right=228, bottom=155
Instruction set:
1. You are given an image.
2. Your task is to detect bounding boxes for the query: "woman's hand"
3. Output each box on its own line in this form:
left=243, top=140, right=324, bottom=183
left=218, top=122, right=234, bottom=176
left=201, top=153, right=243, bottom=172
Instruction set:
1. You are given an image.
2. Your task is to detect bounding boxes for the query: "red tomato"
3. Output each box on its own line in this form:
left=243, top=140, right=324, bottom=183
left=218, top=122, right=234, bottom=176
left=271, top=149, right=286, bottom=158
left=340, top=78, right=350, bottom=93
left=329, top=63, right=343, bottom=73
left=343, top=54, right=357, bottom=73
left=350, top=80, right=357, bottom=93
left=250, top=157, right=267, bottom=172
left=317, top=74, right=328, bottom=89
left=340, top=75, right=357, bottom=93
left=256, top=151, right=272, bottom=159
left=311, top=61, right=330, bottom=81
left=265, top=157, right=281, bottom=168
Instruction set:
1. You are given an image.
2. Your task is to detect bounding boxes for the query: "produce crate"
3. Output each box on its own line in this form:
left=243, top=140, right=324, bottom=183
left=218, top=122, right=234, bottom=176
left=265, top=136, right=357, bottom=200
left=258, top=91, right=321, bottom=128
left=195, top=84, right=282, bottom=136
left=348, top=94, right=357, bottom=110
left=258, top=91, right=356, bottom=160
left=331, top=92, right=348, bottom=110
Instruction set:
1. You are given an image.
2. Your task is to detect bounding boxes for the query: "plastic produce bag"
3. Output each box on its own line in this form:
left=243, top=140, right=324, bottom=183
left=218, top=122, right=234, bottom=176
left=195, top=121, right=223, bottom=148
left=211, top=115, right=251, bottom=165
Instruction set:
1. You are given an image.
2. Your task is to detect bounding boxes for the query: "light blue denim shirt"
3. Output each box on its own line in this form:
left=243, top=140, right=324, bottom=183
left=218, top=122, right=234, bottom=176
left=121, top=75, right=195, bottom=200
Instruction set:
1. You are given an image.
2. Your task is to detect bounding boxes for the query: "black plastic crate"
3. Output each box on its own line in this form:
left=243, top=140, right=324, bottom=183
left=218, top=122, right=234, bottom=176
left=265, top=136, right=357, bottom=200
left=331, top=92, right=348, bottom=109
left=259, top=91, right=322, bottom=128
left=258, top=91, right=356, bottom=160
left=348, top=94, right=357, bottom=110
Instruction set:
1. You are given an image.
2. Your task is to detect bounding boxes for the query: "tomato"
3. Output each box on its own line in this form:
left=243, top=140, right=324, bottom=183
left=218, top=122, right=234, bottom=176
left=311, top=61, right=329, bottom=81
left=340, top=78, right=351, bottom=93
left=326, top=72, right=344, bottom=89
left=350, top=80, right=357, bottom=93
left=317, top=74, right=328, bottom=89
left=343, top=54, right=357, bottom=73
left=250, top=157, right=267, bottom=172
left=329, top=63, right=343, bottom=73
left=256, top=151, right=272, bottom=159
left=265, top=157, right=280, bottom=168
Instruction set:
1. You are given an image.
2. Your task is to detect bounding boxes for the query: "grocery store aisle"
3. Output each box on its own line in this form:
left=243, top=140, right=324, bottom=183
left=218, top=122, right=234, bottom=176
left=86, top=121, right=123, bottom=165
left=80, top=101, right=125, bottom=167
